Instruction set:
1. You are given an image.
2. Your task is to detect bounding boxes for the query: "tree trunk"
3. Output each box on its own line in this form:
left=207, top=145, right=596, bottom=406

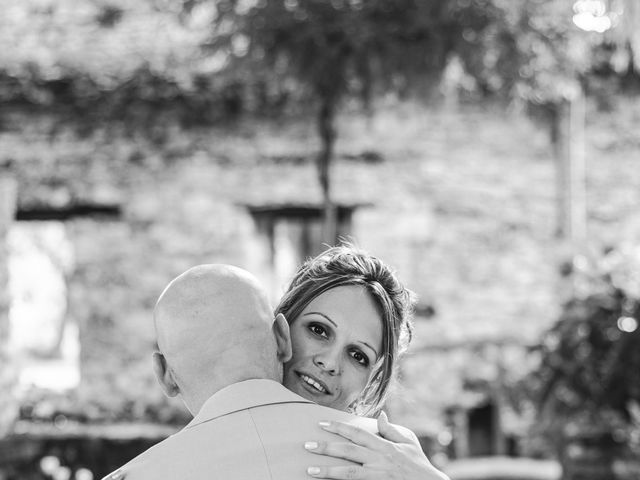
left=317, top=97, right=338, bottom=246
left=551, top=92, right=587, bottom=247
left=568, top=87, right=586, bottom=251
left=550, top=90, right=587, bottom=296
left=0, top=171, right=18, bottom=436
left=550, top=101, right=568, bottom=240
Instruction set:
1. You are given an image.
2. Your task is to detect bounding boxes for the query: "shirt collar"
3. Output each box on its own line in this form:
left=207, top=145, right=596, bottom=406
left=186, top=379, right=315, bottom=429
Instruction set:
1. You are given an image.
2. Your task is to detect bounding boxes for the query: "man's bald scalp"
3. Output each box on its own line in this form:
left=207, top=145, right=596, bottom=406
left=153, top=264, right=272, bottom=355
left=151, top=264, right=283, bottom=414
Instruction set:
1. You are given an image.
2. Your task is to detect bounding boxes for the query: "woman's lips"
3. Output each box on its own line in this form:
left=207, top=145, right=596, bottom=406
left=297, top=372, right=330, bottom=395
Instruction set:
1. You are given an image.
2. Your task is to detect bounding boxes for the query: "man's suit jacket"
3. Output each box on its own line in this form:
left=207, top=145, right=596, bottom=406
left=107, top=379, right=378, bottom=479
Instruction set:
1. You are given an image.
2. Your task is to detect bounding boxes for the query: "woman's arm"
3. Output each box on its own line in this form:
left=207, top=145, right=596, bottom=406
left=304, top=412, right=450, bottom=480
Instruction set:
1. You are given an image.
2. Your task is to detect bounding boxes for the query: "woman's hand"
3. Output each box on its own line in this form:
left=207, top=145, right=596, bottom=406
left=304, top=412, right=450, bottom=480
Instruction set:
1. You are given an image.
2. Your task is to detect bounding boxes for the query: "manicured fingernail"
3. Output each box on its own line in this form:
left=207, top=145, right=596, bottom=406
left=318, top=421, right=331, bottom=427
left=307, top=466, right=321, bottom=476
left=304, top=441, right=318, bottom=450
left=110, top=471, right=123, bottom=480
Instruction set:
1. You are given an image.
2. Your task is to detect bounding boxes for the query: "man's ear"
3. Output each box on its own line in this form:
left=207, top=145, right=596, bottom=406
left=152, top=351, right=179, bottom=398
left=272, top=313, right=292, bottom=364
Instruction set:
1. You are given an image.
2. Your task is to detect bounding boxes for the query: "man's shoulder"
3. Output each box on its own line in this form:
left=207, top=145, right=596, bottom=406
left=248, top=398, right=379, bottom=436
left=225, top=380, right=377, bottom=431
left=101, top=432, right=183, bottom=480
left=101, top=383, right=379, bottom=479
left=240, top=400, right=378, bottom=477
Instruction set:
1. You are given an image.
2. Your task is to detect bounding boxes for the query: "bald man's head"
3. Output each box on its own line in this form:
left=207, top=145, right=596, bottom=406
left=151, top=265, right=292, bottom=415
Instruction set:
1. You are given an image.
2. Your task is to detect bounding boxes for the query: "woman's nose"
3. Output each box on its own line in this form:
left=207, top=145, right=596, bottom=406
left=313, top=349, right=341, bottom=375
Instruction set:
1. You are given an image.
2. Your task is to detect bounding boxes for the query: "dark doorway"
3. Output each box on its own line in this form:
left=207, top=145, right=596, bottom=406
left=467, top=402, right=495, bottom=457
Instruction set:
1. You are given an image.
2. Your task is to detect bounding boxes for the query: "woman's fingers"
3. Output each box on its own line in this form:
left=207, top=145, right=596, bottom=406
left=305, top=440, right=373, bottom=464
left=307, top=464, right=371, bottom=479
left=319, top=421, right=386, bottom=450
left=377, top=412, right=418, bottom=445
left=309, top=419, right=451, bottom=480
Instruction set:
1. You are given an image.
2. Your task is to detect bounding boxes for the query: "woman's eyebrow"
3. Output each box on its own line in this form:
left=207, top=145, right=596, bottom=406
left=302, top=311, right=337, bottom=328
left=360, top=342, right=379, bottom=360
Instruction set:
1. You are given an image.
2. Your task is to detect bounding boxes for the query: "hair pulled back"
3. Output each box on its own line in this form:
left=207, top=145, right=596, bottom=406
left=275, top=243, right=414, bottom=416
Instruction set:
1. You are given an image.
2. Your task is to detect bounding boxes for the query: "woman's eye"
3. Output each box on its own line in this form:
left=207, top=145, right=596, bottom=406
left=309, top=324, right=327, bottom=337
left=350, top=350, right=369, bottom=367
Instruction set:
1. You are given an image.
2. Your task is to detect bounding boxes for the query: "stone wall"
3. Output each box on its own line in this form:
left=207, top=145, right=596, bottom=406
left=3, top=98, right=640, bottom=433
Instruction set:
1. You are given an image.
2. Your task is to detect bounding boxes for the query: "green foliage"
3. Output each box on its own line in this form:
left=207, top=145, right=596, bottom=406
left=197, top=0, right=640, bottom=108
left=529, top=246, right=640, bottom=454
left=209, top=0, right=514, bottom=105
left=0, top=0, right=228, bottom=124
left=206, top=0, right=539, bottom=240
left=1, top=0, right=637, bottom=122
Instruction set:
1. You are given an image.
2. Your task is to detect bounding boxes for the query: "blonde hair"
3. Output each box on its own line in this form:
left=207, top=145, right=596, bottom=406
left=275, top=244, right=414, bottom=416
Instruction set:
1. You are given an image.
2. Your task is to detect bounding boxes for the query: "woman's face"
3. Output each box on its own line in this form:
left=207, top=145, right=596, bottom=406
left=283, top=285, right=383, bottom=411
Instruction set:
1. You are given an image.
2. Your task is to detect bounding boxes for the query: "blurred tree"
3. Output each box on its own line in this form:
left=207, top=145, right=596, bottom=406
left=208, top=0, right=512, bottom=242
left=0, top=0, right=221, bottom=133
left=529, top=246, right=640, bottom=479
left=507, top=0, right=640, bottom=246
left=206, top=0, right=640, bottom=245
